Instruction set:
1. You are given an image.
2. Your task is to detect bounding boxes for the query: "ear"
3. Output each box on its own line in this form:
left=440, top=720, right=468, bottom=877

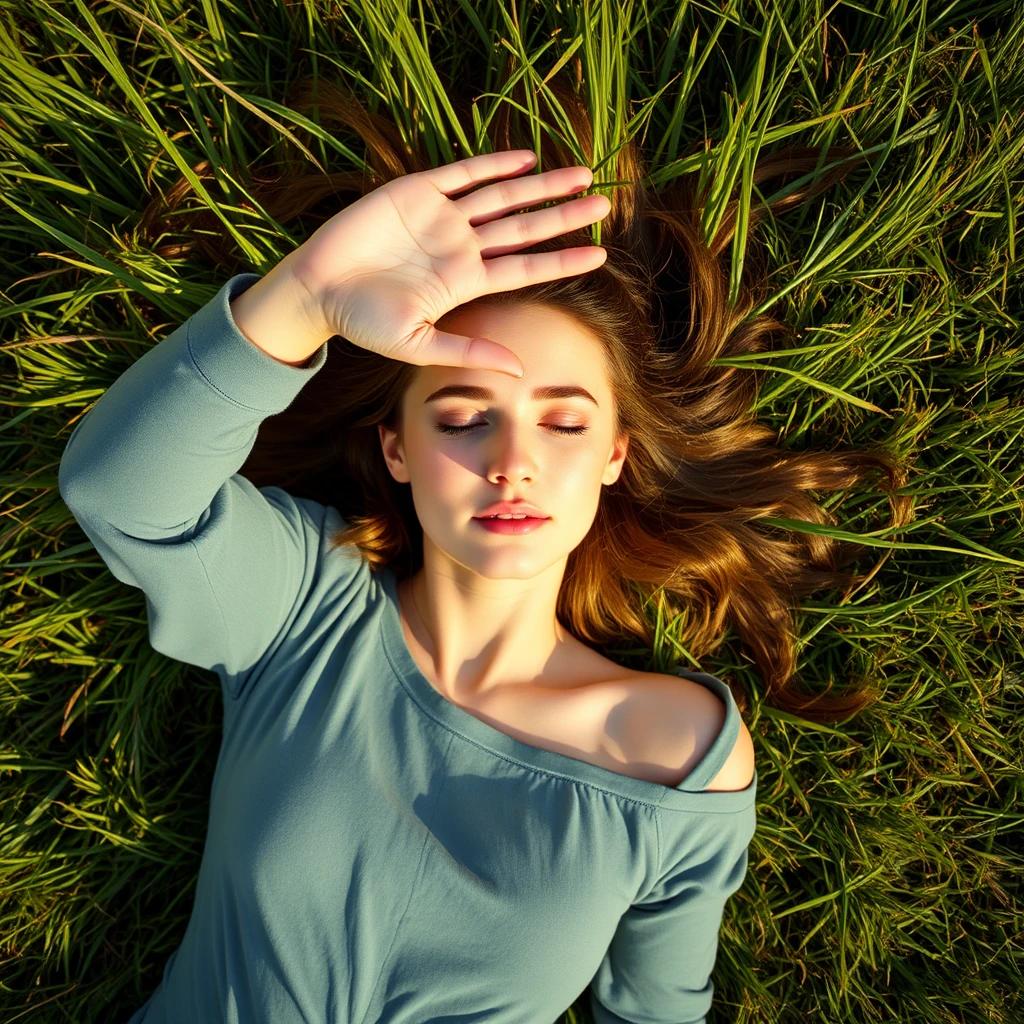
left=603, top=431, right=629, bottom=486
left=378, top=423, right=410, bottom=484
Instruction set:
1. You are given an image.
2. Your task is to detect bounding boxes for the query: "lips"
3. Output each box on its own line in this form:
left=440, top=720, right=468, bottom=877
left=473, top=515, right=550, bottom=534
left=473, top=502, right=549, bottom=519
left=476, top=514, right=546, bottom=520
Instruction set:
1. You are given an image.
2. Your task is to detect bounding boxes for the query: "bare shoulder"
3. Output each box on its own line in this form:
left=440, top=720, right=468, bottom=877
left=614, top=671, right=755, bottom=791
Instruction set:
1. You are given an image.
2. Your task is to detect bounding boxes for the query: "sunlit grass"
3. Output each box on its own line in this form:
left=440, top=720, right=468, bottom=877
left=1, top=1, right=1022, bottom=1021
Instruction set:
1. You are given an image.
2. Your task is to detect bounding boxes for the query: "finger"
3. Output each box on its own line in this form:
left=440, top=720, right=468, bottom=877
left=423, top=149, right=538, bottom=199
left=474, top=192, right=611, bottom=259
left=425, top=329, right=525, bottom=379
left=475, top=245, right=609, bottom=297
left=458, top=165, right=594, bottom=225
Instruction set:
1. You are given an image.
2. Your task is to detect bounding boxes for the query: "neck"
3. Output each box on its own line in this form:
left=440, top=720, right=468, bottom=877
left=401, top=562, right=572, bottom=700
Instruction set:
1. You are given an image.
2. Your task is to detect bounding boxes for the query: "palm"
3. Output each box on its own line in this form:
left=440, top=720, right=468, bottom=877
left=284, top=150, right=610, bottom=376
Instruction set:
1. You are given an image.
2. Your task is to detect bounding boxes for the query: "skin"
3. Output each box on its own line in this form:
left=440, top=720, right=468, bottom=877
left=378, top=300, right=630, bottom=704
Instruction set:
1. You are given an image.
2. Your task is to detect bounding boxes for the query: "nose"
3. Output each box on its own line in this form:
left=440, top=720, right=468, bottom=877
left=483, top=423, right=538, bottom=486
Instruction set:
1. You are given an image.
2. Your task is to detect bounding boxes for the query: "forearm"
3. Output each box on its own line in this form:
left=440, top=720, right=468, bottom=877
left=229, top=256, right=330, bottom=368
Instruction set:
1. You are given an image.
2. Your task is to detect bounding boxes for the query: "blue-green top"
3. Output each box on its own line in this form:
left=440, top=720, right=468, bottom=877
left=58, top=273, right=757, bottom=1024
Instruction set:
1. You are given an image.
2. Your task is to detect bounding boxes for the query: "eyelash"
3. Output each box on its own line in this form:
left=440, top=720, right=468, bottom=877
left=435, top=422, right=588, bottom=437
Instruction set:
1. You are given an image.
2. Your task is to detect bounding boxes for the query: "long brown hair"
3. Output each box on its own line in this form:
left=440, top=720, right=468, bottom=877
left=138, top=67, right=915, bottom=724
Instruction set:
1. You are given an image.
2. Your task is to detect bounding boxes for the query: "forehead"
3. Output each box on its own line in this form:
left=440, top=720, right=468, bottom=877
left=413, top=301, right=608, bottom=394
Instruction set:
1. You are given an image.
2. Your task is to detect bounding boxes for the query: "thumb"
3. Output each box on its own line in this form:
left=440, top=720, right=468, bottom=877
left=428, top=329, right=525, bottom=379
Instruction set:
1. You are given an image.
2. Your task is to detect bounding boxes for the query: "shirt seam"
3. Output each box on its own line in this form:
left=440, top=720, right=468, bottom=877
left=187, top=538, right=241, bottom=699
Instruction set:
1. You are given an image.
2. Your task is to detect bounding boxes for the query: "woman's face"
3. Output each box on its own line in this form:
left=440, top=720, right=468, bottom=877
left=378, top=301, right=629, bottom=579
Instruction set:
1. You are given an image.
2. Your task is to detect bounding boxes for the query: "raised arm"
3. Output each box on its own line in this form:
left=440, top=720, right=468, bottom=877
left=57, top=273, right=364, bottom=701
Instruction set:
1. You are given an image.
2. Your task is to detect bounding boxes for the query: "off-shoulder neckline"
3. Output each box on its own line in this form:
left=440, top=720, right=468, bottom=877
left=376, top=565, right=756, bottom=813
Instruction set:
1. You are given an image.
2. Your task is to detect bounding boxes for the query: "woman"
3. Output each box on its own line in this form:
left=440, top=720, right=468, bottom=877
left=59, top=75, right=910, bottom=1024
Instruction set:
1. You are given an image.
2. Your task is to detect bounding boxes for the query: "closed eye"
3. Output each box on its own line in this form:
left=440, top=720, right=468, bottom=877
left=434, top=423, right=588, bottom=437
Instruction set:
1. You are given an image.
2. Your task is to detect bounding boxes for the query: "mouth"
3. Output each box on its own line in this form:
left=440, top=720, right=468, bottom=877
left=472, top=514, right=550, bottom=521
left=472, top=515, right=551, bottom=534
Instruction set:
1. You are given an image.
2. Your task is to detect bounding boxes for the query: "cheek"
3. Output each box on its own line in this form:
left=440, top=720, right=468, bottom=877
left=555, top=448, right=615, bottom=512
left=561, top=473, right=605, bottom=525
left=552, top=460, right=598, bottom=492
left=553, top=443, right=609, bottom=481
left=408, top=439, right=467, bottom=490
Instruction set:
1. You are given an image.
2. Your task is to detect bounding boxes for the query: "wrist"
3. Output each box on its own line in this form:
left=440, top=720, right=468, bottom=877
left=229, top=256, right=330, bottom=367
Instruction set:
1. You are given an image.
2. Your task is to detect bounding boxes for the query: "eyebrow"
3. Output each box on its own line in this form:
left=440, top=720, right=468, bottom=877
left=423, top=384, right=599, bottom=407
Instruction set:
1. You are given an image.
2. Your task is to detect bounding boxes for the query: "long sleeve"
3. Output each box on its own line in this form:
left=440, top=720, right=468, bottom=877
left=588, top=789, right=757, bottom=1024
left=57, top=272, right=362, bottom=700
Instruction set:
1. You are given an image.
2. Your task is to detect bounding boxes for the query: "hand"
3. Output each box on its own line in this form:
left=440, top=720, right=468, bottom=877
left=283, top=149, right=611, bottom=378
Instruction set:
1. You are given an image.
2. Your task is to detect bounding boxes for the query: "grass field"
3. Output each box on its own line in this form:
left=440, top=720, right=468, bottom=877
left=1, top=1, right=1021, bottom=1021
